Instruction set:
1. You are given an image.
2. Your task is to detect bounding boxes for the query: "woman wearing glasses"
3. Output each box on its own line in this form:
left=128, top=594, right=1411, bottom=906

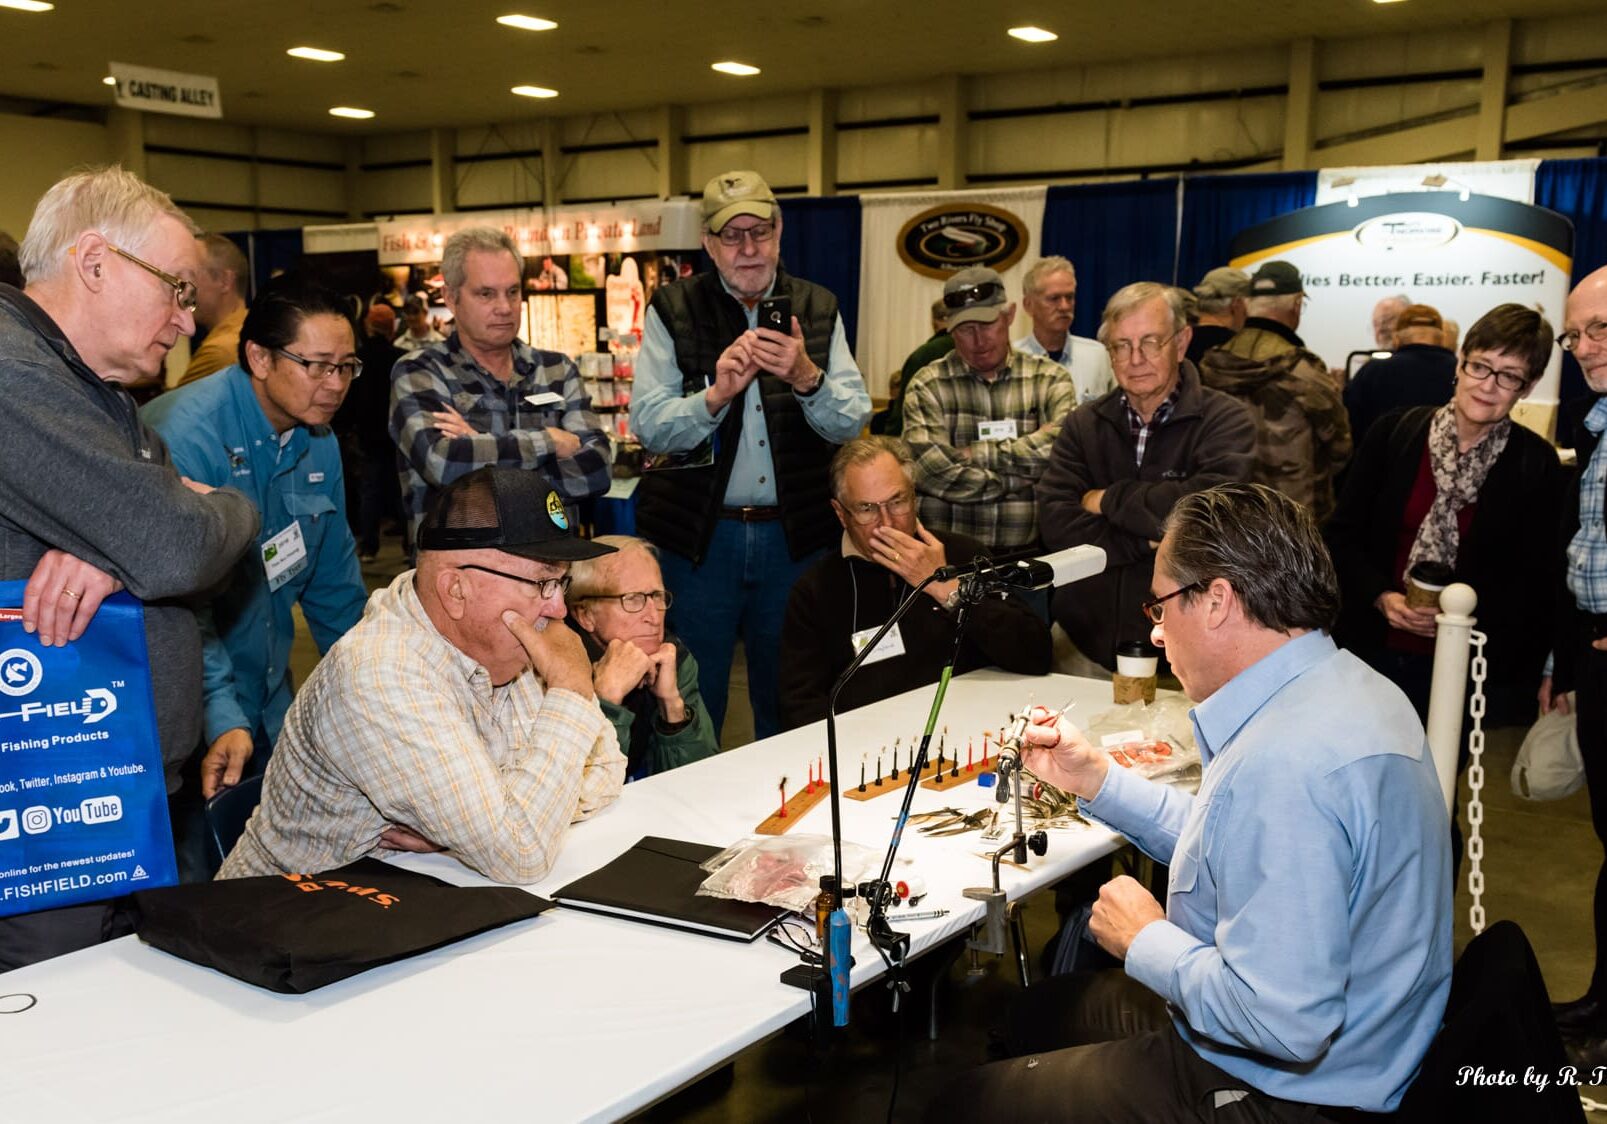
left=566, top=536, right=719, bottom=780
left=1325, top=303, right=1563, bottom=726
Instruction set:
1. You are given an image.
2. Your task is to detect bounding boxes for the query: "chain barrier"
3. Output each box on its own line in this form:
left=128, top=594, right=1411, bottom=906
left=1464, top=629, right=1488, bottom=937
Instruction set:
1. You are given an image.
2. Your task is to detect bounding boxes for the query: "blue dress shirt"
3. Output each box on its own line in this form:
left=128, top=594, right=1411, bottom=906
left=1081, top=630, right=1452, bottom=1112
left=142, top=366, right=368, bottom=748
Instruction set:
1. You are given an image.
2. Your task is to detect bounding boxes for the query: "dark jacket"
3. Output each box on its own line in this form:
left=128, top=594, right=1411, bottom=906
left=777, top=529, right=1050, bottom=729
left=1184, top=323, right=1235, bottom=366
left=576, top=629, right=720, bottom=780
left=1552, top=394, right=1598, bottom=696
left=1343, top=344, right=1457, bottom=450
left=1037, top=361, right=1256, bottom=669
left=1326, top=405, right=1563, bottom=720
left=636, top=268, right=840, bottom=564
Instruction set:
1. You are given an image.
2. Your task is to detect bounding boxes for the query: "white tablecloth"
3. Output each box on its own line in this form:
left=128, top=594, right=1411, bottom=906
left=0, top=670, right=1131, bottom=1123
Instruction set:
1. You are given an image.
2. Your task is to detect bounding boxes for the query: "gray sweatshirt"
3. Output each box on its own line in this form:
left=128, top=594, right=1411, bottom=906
left=0, top=285, right=260, bottom=792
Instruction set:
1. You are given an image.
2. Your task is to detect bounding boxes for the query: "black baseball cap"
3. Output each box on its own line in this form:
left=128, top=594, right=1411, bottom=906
left=1249, top=260, right=1304, bottom=296
left=417, top=467, right=616, bottom=562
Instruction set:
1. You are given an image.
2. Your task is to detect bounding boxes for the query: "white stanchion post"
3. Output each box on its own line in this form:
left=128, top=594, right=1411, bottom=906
left=1425, top=582, right=1478, bottom=815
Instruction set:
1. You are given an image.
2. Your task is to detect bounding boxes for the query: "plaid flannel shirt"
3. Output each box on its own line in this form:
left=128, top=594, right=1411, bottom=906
left=219, top=572, right=625, bottom=883
left=1568, top=397, right=1607, bottom=612
left=903, top=348, right=1075, bottom=551
left=390, top=332, right=612, bottom=534
left=1122, top=386, right=1182, bottom=467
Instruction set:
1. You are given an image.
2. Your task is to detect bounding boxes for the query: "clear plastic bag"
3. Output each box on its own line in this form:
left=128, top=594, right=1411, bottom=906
left=697, top=834, right=883, bottom=913
left=1082, top=699, right=1200, bottom=785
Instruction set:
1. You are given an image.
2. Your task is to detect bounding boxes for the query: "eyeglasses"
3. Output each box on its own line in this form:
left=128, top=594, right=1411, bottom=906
left=276, top=347, right=363, bottom=383
left=1106, top=331, right=1180, bottom=366
left=713, top=222, right=776, bottom=247
left=1460, top=356, right=1529, bottom=393
left=943, top=280, right=1004, bottom=310
left=457, top=564, right=570, bottom=601
left=1559, top=321, right=1607, bottom=353
left=85, top=242, right=200, bottom=313
left=841, top=493, right=915, bottom=525
left=1139, top=582, right=1203, bottom=624
left=582, top=589, right=673, bottom=613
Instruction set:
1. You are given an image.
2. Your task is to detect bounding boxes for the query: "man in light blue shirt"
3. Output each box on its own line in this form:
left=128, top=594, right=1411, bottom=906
left=143, top=276, right=368, bottom=801
left=630, top=170, right=869, bottom=738
left=1013, top=255, right=1115, bottom=407
left=952, top=483, right=1451, bottom=1119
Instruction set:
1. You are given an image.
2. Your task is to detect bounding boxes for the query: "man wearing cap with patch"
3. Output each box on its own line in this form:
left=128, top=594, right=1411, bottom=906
left=1197, top=261, right=1351, bottom=523
left=1342, top=303, right=1456, bottom=449
left=630, top=169, right=869, bottom=741
left=219, top=465, right=625, bottom=884
left=1013, top=256, right=1115, bottom=407
left=1184, top=267, right=1250, bottom=365
left=903, top=266, right=1076, bottom=553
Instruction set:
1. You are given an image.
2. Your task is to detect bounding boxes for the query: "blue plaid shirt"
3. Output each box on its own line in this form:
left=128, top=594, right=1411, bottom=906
left=390, top=332, right=612, bottom=535
left=1121, top=385, right=1181, bottom=467
left=1567, top=397, right=1607, bottom=612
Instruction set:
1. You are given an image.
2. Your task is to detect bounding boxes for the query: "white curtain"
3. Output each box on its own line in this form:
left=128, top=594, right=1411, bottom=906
left=854, top=185, right=1047, bottom=397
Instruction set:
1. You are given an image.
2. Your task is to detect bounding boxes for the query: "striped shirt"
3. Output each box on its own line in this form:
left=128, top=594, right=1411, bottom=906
left=1568, top=397, right=1607, bottom=612
left=219, top=572, right=625, bottom=884
left=903, top=348, right=1075, bottom=551
left=1122, top=386, right=1182, bottom=468
left=390, top=332, right=613, bottom=536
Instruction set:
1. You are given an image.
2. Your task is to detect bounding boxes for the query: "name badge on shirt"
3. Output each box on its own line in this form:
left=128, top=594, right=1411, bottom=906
left=850, top=622, right=906, bottom=666
left=262, top=522, right=308, bottom=593
left=524, top=391, right=565, bottom=409
left=976, top=419, right=1018, bottom=442
left=307, top=471, right=325, bottom=484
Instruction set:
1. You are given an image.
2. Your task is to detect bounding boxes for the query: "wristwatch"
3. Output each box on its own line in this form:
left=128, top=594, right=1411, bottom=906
left=795, top=365, right=826, bottom=397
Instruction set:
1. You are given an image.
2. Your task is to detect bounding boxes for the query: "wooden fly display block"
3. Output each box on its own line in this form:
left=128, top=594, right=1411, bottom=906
left=844, top=774, right=913, bottom=801
left=755, top=783, right=833, bottom=834
left=919, top=754, right=995, bottom=791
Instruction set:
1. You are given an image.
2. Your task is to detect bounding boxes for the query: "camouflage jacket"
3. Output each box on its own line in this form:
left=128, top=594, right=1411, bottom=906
left=1197, top=333, right=1352, bottom=524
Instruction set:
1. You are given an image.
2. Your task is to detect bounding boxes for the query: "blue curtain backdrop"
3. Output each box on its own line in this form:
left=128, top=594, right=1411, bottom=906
left=1041, top=180, right=1181, bottom=340
left=1175, top=171, right=1318, bottom=291
left=777, top=195, right=863, bottom=351
left=1535, top=157, right=1607, bottom=404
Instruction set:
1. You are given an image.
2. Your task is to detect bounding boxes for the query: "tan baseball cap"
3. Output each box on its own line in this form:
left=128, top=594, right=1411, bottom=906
left=942, top=267, right=1008, bottom=328
left=701, top=170, right=777, bottom=233
left=1395, top=304, right=1444, bottom=331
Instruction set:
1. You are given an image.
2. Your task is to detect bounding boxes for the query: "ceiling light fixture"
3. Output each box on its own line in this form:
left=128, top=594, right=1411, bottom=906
left=511, top=85, right=558, bottom=98
left=711, top=61, right=760, bottom=77
left=288, top=46, right=345, bottom=62
left=497, top=14, right=557, bottom=31
left=1007, top=26, right=1057, bottom=43
left=0, top=1, right=54, bottom=12
left=1372, top=0, right=1409, bottom=5
left=102, top=75, right=116, bottom=86
left=329, top=106, right=375, bottom=119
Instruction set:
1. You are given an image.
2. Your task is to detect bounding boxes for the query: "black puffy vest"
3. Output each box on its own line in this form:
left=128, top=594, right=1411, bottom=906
left=636, top=268, right=842, bottom=564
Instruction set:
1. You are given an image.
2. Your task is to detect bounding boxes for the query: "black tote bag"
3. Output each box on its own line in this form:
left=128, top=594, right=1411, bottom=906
left=133, top=858, right=551, bottom=993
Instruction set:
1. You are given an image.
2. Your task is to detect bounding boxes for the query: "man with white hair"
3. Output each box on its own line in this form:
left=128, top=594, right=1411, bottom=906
left=0, top=165, right=259, bottom=967
left=1013, top=255, right=1114, bottom=406
left=1372, top=293, right=1413, bottom=350
left=390, top=226, right=611, bottom=541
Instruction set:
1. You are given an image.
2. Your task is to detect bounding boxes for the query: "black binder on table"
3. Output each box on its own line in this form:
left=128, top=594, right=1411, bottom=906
left=552, top=836, right=786, bottom=943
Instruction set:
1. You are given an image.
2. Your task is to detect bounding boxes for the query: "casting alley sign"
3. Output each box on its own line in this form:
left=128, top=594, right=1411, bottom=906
left=108, top=62, right=222, bottom=119
left=896, top=203, right=1030, bottom=279
left=1231, top=191, right=1573, bottom=403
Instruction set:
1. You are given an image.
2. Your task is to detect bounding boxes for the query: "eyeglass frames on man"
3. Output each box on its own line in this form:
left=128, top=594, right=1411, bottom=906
left=841, top=492, right=915, bottom=525
left=1139, top=581, right=1203, bottom=624
left=580, top=590, right=673, bottom=613
left=276, top=347, right=364, bottom=383
left=942, top=280, right=1004, bottom=310
left=1460, top=356, right=1529, bottom=393
left=74, top=241, right=200, bottom=313
left=713, top=222, right=775, bottom=247
left=1106, top=331, right=1180, bottom=366
left=1559, top=320, right=1607, bottom=352
left=456, top=564, right=569, bottom=600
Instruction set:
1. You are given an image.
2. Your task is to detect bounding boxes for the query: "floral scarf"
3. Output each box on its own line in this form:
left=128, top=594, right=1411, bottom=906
left=1405, top=403, right=1510, bottom=576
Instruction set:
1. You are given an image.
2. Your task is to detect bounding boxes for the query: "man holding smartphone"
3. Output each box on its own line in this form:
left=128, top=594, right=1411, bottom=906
left=630, top=170, right=870, bottom=740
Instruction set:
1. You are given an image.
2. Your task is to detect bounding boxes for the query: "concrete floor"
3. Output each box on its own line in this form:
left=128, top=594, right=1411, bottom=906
left=295, top=538, right=1605, bottom=1119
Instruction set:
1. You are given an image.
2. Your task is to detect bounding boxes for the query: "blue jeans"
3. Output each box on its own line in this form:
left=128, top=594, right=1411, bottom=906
left=659, top=519, right=822, bottom=740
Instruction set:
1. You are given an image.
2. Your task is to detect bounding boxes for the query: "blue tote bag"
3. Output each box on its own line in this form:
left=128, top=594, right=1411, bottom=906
left=0, top=583, right=177, bottom=917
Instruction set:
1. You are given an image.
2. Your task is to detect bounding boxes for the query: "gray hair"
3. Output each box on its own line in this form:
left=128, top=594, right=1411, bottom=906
left=1162, top=483, right=1339, bottom=633
left=1247, top=292, right=1302, bottom=319
left=567, top=535, right=659, bottom=602
left=1022, top=256, right=1076, bottom=297
left=441, top=227, right=523, bottom=298
left=19, top=165, right=198, bottom=285
left=201, top=232, right=248, bottom=296
left=1097, top=282, right=1187, bottom=343
left=829, top=436, right=916, bottom=501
